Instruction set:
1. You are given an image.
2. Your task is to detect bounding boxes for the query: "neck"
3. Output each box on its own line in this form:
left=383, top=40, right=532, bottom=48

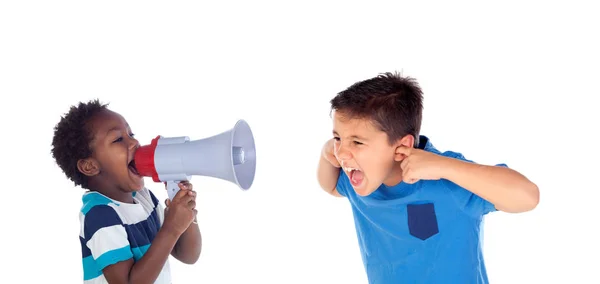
left=383, top=163, right=404, bottom=187
left=88, top=181, right=135, bottom=204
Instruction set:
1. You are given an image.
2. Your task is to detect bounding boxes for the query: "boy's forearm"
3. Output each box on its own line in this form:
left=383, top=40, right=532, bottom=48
left=128, top=227, right=180, bottom=283
left=441, top=158, right=540, bottom=213
left=172, top=222, right=202, bottom=264
left=317, top=155, right=341, bottom=195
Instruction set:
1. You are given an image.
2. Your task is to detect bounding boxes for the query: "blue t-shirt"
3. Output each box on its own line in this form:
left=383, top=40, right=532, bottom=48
left=336, top=136, right=506, bottom=284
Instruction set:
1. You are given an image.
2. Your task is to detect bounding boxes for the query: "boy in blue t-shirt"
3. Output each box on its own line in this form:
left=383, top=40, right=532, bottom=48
left=317, top=72, right=539, bottom=284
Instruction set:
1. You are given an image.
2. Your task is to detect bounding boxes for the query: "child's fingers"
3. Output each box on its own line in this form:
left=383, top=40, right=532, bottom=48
left=179, top=181, right=193, bottom=190
left=174, top=192, right=195, bottom=206
left=171, top=187, right=191, bottom=202
left=187, top=199, right=196, bottom=210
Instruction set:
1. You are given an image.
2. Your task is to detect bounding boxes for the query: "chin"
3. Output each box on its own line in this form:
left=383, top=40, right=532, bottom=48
left=127, top=169, right=145, bottom=191
left=356, top=189, right=377, bottom=197
left=123, top=179, right=145, bottom=192
left=132, top=179, right=145, bottom=191
left=352, top=182, right=378, bottom=197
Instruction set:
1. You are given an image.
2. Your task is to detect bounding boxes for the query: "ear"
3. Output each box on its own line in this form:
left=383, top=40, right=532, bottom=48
left=393, top=134, right=415, bottom=162
left=77, top=158, right=100, bottom=177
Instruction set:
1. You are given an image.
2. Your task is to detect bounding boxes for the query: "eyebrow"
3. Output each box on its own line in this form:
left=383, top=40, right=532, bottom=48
left=332, top=130, right=368, bottom=141
left=105, top=127, right=120, bottom=135
left=106, top=123, right=130, bottom=135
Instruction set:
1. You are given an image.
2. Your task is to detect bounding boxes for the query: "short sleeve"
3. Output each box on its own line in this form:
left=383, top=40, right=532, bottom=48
left=83, top=205, right=133, bottom=271
left=335, top=170, right=349, bottom=197
left=441, top=151, right=507, bottom=217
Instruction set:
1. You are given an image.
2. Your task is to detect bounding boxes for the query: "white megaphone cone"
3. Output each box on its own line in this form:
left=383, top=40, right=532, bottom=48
left=133, top=119, right=256, bottom=200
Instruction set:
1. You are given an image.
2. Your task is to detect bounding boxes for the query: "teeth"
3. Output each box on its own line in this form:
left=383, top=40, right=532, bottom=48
left=343, top=167, right=358, bottom=173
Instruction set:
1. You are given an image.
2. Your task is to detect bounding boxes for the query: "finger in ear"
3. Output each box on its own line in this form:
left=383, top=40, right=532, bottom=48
left=394, top=148, right=407, bottom=162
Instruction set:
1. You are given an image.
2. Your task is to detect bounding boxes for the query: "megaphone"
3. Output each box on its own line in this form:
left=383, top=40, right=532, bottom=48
left=133, top=119, right=256, bottom=200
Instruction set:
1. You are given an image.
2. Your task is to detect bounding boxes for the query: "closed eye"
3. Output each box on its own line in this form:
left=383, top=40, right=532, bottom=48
left=113, top=133, right=135, bottom=143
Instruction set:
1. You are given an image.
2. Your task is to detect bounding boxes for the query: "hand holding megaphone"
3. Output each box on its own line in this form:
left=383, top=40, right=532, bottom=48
left=163, top=181, right=198, bottom=235
left=133, top=119, right=256, bottom=200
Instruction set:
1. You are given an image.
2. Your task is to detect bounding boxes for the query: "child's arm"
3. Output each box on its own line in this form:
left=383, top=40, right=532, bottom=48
left=317, top=139, right=343, bottom=197
left=171, top=222, right=202, bottom=264
left=396, top=146, right=539, bottom=213
left=440, top=158, right=539, bottom=213
left=103, top=226, right=180, bottom=283
left=169, top=182, right=202, bottom=264
left=98, top=189, right=196, bottom=283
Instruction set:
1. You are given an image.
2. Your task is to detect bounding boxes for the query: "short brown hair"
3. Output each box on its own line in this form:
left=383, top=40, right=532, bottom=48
left=330, top=71, right=424, bottom=145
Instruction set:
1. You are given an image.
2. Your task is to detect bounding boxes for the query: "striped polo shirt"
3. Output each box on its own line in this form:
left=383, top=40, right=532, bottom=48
left=79, top=187, right=171, bottom=283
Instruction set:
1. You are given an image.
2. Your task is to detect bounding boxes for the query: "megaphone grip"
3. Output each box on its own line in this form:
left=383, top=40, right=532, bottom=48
left=166, top=180, right=181, bottom=201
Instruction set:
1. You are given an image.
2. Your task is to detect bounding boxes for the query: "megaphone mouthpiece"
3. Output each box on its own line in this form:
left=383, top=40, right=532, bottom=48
left=135, top=136, right=161, bottom=182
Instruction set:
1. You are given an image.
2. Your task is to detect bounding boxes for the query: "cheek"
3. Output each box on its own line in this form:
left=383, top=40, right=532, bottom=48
left=360, top=148, right=395, bottom=175
left=103, top=148, right=128, bottom=168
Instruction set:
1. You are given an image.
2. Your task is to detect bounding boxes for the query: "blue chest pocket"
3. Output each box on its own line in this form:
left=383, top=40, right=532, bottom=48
left=407, top=203, right=439, bottom=240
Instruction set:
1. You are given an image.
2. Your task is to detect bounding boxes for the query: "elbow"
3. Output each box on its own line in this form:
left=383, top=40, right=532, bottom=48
left=191, top=249, right=202, bottom=264
left=182, top=255, right=200, bottom=265
left=524, top=182, right=540, bottom=211
left=503, top=181, right=539, bottom=213
left=179, top=251, right=201, bottom=265
left=519, top=179, right=540, bottom=212
left=172, top=243, right=202, bottom=265
left=186, top=245, right=202, bottom=265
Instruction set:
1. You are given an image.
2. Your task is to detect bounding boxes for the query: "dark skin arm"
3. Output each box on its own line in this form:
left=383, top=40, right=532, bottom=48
left=171, top=221, right=202, bottom=264
left=102, top=229, right=178, bottom=284
left=101, top=186, right=197, bottom=284
left=167, top=181, right=202, bottom=264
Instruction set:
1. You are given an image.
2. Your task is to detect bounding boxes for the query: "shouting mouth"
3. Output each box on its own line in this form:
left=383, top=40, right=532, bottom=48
left=128, top=159, right=140, bottom=176
left=343, top=166, right=364, bottom=187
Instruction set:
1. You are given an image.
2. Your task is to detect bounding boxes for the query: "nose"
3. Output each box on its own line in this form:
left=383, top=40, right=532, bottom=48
left=128, top=137, right=140, bottom=150
left=335, top=143, right=352, bottom=161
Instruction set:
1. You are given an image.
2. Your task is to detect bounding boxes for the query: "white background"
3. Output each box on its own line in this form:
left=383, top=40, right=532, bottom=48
left=1, top=1, right=598, bottom=283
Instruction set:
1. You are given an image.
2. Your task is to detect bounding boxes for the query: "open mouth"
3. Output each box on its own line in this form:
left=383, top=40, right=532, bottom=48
left=343, top=167, right=364, bottom=187
left=128, top=159, right=140, bottom=176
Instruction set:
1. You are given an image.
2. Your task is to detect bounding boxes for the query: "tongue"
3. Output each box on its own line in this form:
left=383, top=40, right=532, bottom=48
left=351, top=170, right=364, bottom=185
left=129, top=161, right=139, bottom=175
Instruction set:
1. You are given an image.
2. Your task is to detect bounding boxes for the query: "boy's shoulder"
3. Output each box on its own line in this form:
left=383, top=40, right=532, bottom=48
left=418, top=135, right=466, bottom=160
left=80, top=187, right=160, bottom=218
left=80, top=191, right=120, bottom=216
left=79, top=187, right=163, bottom=238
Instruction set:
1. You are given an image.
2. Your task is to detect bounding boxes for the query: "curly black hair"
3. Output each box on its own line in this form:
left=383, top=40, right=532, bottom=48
left=51, top=99, right=109, bottom=189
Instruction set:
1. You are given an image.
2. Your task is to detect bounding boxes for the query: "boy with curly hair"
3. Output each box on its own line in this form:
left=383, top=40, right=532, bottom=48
left=317, top=72, right=539, bottom=283
left=51, top=99, right=201, bottom=283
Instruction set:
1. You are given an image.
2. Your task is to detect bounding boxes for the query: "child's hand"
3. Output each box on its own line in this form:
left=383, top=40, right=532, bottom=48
left=322, top=139, right=341, bottom=168
left=395, top=146, right=452, bottom=184
left=163, top=181, right=197, bottom=237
